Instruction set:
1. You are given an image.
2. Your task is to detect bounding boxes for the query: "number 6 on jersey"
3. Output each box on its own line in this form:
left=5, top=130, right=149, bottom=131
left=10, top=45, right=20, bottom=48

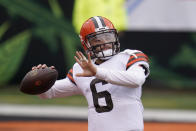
left=90, top=78, right=113, bottom=113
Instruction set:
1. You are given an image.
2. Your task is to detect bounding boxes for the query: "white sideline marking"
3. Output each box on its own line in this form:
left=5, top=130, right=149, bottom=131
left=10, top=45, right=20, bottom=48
left=0, top=104, right=196, bottom=122
left=0, top=104, right=88, bottom=119
left=144, top=109, right=196, bottom=122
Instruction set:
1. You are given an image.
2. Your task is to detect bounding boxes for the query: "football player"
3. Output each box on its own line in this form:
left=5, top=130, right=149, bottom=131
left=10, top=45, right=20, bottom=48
left=34, top=16, right=150, bottom=131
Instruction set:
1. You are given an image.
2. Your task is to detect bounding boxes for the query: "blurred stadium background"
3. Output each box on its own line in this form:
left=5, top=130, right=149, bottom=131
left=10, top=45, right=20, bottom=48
left=0, top=0, right=196, bottom=130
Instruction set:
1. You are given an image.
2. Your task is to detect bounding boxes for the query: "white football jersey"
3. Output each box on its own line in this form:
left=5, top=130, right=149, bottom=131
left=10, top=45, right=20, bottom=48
left=39, top=49, right=149, bottom=131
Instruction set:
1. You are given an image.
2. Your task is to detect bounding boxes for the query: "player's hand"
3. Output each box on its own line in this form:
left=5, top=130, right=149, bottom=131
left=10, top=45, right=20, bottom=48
left=74, top=51, right=97, bottom=77
left=32, top=64, right=55, bottom=70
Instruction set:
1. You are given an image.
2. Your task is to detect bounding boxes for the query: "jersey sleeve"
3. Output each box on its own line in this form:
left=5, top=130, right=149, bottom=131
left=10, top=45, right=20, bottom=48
left=38, top=68, right=82, bottom=99
left=95, top=65, right=146, bottom=88
left=126, top=51, right=150, bottom=77
left=95, top=50, right=150, bottom=88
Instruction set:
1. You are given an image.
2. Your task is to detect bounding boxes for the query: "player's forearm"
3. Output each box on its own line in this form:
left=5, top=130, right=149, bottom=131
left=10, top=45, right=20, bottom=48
left=38, top=83, right=61, bottom=99
left=38, top=78, right=81, bottom=99
left=38, top=88, right=53, bottom=99
left=95, top=66, right=146, bottom=87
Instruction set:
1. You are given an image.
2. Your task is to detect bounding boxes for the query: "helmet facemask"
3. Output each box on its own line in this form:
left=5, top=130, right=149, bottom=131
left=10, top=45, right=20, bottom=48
left=84, top=29, right=120, bottom=60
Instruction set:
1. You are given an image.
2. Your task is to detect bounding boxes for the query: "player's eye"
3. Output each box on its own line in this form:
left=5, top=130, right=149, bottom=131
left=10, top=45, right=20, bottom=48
left=89, top=39, right=102, bottom=45
left=93, top=39, right=101, bottom=42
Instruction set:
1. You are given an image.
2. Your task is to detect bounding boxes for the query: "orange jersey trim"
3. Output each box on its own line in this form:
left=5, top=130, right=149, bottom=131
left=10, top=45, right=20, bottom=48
left=67, top=69, right=76, bottom=85
left=126, top=53, right=149, bottom=70
left=127, top=53, right=149, bottom=63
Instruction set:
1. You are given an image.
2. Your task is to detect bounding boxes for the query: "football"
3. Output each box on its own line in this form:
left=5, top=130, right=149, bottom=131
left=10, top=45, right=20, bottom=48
left=20, top=67, right=58, bottom=95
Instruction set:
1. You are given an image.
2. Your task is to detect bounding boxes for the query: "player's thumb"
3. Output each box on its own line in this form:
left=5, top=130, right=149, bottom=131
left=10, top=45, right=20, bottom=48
left=75, top=73, right=84, bottom=77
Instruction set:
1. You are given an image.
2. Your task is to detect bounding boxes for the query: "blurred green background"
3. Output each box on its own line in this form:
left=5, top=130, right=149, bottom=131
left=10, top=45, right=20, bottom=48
left=0, top=0, right=196, bottom=109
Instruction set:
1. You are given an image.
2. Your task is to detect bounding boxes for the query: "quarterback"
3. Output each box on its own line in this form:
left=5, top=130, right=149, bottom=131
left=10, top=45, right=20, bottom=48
left=34, top=16, right=150, bottom=131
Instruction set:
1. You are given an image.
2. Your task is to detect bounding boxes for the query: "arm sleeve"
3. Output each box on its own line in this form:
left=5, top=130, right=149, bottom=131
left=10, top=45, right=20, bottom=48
left=95, top=64, right=147, bottom=88
left=38, top=78, right=82, bottom=99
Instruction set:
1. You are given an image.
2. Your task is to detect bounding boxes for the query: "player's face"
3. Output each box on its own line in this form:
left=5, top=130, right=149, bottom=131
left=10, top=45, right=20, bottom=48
left=88, top=32, right=115, bottom=53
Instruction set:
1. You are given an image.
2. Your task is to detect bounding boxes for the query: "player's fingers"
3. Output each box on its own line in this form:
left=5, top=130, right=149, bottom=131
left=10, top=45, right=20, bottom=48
left=87, top=53, right=92, bottom=63
left=74, top=56, right=82, bottom=66
left=37, top=64, right=42, bottom=69
left=42, top=64, right=47, bottom=68
left=75, top=73, right=86, bottom=77
left=50, top=66, right=55, bottom=69
left=32, top=66, right=36, bottom=70
left=79, top=51, right=87, bottom=60
left=78, top=51, right=88, bottom=63
left=76, top=51, right=83, bottom=60
left=79, top=51, right=88, bottom=65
